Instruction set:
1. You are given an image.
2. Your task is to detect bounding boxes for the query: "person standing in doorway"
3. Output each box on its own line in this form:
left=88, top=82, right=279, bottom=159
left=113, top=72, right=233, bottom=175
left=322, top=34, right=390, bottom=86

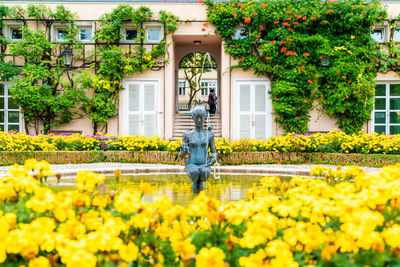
left=207, top=89, right=217, bottom=114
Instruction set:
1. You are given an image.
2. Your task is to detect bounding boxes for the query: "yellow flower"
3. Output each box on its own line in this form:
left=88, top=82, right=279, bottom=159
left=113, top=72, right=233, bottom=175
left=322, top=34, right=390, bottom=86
left=139, top=182, right=152, bottom=194
left=28, top=256, right=50, bottom=267
left=195, top=247, right=225, bottom=267
left=119, top=242, right=139, bottom=262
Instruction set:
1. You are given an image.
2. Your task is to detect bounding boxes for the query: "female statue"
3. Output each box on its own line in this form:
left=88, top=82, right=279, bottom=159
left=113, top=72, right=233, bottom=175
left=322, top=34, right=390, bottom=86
left=179, top=106, right=218, bottom=192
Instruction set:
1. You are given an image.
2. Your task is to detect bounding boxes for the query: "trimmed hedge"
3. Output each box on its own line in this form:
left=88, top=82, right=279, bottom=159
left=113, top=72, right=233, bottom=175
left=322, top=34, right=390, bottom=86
left=0, top=151, right=399, bottom=167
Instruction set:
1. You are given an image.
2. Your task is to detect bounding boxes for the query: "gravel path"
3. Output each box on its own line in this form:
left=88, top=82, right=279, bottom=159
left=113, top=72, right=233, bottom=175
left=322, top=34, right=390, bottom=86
left=0, top=162, right=382, bottom=179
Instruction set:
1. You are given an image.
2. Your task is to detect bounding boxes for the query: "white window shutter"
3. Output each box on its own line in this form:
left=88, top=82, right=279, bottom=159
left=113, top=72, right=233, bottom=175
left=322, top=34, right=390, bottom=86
left=129, top=84, right=140, bottom=112
left=255, top=115, right=266, bottom=140
left=128, top=114, right=140, bottom=135
left=254, top=84, right=266, bottom=112
left=143, top=83, right=156, bottom=137
left=240, top=84, right=251, bottom=112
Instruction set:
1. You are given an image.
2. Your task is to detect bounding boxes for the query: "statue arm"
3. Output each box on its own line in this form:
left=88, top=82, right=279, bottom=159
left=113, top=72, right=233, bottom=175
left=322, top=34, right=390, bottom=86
left=207, top=132, right=218, bottom=165
left=179, top=132, right=190, bottom=158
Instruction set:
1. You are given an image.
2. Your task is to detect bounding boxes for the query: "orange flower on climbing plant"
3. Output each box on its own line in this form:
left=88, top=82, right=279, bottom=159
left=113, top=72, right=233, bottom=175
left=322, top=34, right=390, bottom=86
left=201, top=28, right=206, bottom=31
left=252, top=12, right=257, bottom=16
left=203, top=23, right=208, bottom=27
left=233, top=13, right=237, bottom=18
left=304, top=52, right=309, bottom=57
left=244, top=17, right=251, bottom=23
left=265, top=57, right=271, bottom=60
left=275, top=115, right=281, bottom=118
left=239, top=58, right=244, bottom=61
left=295, top=116, right=300, bottom=119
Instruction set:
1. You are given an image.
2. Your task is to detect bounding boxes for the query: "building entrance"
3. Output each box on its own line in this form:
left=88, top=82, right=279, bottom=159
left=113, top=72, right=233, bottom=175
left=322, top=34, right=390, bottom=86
left=176, top=52, right=218, bottom=113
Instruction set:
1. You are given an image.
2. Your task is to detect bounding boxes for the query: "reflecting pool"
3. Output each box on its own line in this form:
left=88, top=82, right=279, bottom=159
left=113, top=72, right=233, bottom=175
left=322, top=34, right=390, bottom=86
left=49, top=173, right=291, bottom=206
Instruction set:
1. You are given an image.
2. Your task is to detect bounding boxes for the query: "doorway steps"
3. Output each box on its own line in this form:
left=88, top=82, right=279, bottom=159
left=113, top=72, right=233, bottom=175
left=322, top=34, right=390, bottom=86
left=172, top=113, right=222, bottom=139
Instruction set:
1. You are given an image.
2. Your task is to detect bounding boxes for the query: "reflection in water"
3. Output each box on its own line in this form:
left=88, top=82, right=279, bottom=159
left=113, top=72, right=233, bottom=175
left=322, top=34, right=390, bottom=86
left=48, top=173, right=291, bottom=207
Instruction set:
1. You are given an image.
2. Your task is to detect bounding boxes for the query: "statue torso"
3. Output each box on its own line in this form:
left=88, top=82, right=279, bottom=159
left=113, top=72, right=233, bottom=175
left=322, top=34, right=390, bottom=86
left=185, top=129, right=212, bottom=166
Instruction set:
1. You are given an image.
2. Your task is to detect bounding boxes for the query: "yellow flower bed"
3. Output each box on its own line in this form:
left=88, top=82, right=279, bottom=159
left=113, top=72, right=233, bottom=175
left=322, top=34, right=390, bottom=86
left=1, top=131, right=400, bottom=154
left=1, top=159, right=400, bottom=266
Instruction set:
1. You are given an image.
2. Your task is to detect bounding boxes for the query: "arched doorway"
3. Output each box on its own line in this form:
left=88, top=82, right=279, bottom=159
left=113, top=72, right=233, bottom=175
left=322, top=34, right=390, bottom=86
left=176, top=52, right=218, bottom=113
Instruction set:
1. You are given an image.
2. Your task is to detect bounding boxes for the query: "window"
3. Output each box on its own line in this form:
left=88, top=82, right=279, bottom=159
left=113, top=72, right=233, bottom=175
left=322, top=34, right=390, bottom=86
left=51, top=24, right=71, bottom=42
left=234, top=29, right=246, bottom=40
left=200, top=81, right=217, bottom=97
left=79, top=28, right=92, bottom=42
left=126, top=29, right=137, bottom=40
left=10, top=27, right=23, bottom=41
left=373, top=83, right=400, bottom=134
left=394, top=29, right=400, bottom=42
left=76, top=23, right=95, bottom=43
left=5, top=23, right=23, bottom=42
left=372, top=29, right=384, bottom=42
left=178, top=80, right=186, bottom=96
left=371, top=23, right=389, bottom=43
left=144, top=23, right=163, bottom=43
left=147, top=28, right=161, bottom=42
left=0, top=83, right=21, bottom=132
left=57, top=28, right=68, bottom=41
left=121, top=27, right=138, bottom=43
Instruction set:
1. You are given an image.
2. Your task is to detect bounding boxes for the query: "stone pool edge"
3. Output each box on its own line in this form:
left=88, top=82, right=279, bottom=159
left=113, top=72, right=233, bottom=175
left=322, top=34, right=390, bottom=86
left=47, top=164, right=381, bottom=180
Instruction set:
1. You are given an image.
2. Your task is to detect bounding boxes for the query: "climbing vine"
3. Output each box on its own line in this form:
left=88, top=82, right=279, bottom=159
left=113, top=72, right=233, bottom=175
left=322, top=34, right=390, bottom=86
left=83, top=5, right=178, bottom=133
left=0, top=5, right=19, bottom=80
left=1, top=4, right=88, bottom=134
left=204, top=0, right=386, bottom=134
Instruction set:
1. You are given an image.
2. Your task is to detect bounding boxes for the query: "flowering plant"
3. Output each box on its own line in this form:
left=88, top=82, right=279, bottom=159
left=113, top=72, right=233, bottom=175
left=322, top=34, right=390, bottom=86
left=2, top=159, right=400, bottom=266
left=204, top=0, right=386, bottom=134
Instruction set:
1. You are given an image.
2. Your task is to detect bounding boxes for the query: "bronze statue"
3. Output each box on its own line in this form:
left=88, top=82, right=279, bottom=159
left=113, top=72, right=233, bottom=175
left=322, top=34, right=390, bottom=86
left=179, top=106, right=218, bottom=192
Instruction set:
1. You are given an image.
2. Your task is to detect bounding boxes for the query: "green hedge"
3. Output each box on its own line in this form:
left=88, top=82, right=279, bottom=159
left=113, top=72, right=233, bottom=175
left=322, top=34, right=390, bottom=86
left=0, top=151, right=398, bottom=167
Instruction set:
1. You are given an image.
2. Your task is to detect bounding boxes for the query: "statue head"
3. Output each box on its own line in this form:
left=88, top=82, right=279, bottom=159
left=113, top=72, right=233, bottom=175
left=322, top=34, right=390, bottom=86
left=192, top=106, right=206, bottom=128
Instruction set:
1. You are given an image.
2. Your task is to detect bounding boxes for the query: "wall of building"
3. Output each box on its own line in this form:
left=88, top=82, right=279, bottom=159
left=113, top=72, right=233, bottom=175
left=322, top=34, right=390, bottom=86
left=3, top=1, right=400, bottom=138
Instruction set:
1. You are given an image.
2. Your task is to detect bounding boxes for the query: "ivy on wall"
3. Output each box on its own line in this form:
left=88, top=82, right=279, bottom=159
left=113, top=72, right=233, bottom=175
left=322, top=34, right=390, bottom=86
left=0, top=6, right=20, bottom=80
left=0, top=4, right=178, bottom=134
left=376, top=15, right=400, bottom=76
left=204, top=0, right=386, bottom=134
left=0, top=4, right=88, bottom=135
left=82, top=5, right=179, bottom=133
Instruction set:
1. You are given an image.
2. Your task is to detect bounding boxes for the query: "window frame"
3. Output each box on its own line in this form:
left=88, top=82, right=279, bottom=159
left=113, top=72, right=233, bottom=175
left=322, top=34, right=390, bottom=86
left=51, top=23, right=71, bottom=43
left=371, top=23, right=389, bottom=43
left=76, top=22, right=95, bottom=43
left=143, top=22, right=164, bottom=44
left=373, top=82, right=400, bottom=135
left=121, top=25, right=139, bottom=43
left=178, top=80, right=186, bottom=96
left=4, top=22, right=24, bottom=42
left=200, top=80, right=217, bottom=97
left=0, top=83, right=22, bottom=132
left=233, top=28, right=246, bottom=40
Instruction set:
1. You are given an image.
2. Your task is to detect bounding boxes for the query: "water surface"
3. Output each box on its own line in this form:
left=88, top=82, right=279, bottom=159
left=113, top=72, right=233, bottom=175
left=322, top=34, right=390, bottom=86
left=49, top=173, right=291, bottom=206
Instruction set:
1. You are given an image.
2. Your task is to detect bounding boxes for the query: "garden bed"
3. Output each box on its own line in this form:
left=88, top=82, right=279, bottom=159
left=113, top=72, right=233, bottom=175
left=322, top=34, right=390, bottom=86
left=0, top=150, right=399, bottom=167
